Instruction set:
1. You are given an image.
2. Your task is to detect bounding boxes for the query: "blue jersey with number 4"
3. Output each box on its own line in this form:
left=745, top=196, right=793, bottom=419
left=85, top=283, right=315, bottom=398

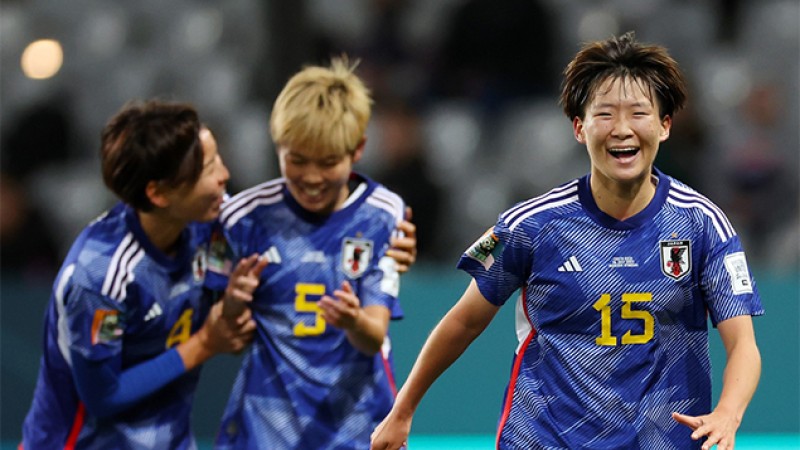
left=22, top=203, right=214, bottom=450
left=207, top=173, right=405, bottom=450
left=458, top=170, right=763, bottom=449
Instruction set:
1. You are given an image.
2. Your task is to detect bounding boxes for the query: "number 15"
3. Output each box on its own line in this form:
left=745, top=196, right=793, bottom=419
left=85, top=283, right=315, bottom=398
left=593, top=292, right=654, bottom=346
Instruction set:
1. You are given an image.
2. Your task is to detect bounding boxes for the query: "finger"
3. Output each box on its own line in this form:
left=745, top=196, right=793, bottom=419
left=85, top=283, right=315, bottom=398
left=405, top=206, right=413, bottom=221
left=672, top=412, right=701, bottom=429
left=340, top=280, right=352, bottom=293
left=701, top=432, right=720, bottom=450
left=233, top=254, right=259, bottom=275
left=250, top=255, right=269, bottom=277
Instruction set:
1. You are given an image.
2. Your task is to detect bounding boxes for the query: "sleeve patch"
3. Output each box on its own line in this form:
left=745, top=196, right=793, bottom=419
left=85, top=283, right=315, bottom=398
left=723, top=252, right=753, bottom=295
left=466, top=230, right=502, bottom=270
left=91, top=309, right=122, bottom=345
left=378, top=256, right=400, bottom=297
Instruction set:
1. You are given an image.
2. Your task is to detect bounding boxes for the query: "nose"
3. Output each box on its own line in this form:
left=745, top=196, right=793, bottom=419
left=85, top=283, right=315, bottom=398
left=611, top=116, right=633, bottom=139
left=300, top=164, right=324, bottom=184
left=217, top=156, right=231, bottom=185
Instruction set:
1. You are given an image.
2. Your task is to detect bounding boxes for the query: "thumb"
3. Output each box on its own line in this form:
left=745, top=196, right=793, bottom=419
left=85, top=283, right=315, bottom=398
left=340, top=280, right=353, bottom=293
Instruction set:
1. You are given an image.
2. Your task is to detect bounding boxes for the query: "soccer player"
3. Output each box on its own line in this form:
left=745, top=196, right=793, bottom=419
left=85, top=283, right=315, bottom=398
left=20, top=100, right=265, bottom=449
left=209, top=57, right=406, bottom=449
left=371, top=32, right=763, bottom=450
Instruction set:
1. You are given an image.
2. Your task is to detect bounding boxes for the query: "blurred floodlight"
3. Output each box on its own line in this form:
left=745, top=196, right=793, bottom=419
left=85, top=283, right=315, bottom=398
left=21, top=39, right=64, bottom=79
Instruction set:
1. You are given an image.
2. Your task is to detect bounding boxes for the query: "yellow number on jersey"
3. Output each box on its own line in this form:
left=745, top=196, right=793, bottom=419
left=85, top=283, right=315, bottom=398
left=166, top=308, right=194, bottom=348
left=293, top=283, right=326, bottom=337
left=592, top=293, right=654, bottom=346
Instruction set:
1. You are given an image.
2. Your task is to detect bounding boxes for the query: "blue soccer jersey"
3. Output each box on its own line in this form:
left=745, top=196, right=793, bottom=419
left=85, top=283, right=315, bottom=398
left=22, top=203, right=215, bottom=450
left=207, top=173, right=405, bottom=450
left=458, top=170, right=764, bottom=449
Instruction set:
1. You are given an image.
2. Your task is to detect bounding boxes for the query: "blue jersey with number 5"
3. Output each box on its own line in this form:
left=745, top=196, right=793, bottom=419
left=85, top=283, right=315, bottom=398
left=208, top=173, right=405, bottom=450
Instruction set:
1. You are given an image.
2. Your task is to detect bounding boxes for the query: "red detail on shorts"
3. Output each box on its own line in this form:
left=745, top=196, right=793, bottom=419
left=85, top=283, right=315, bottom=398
left=64, top=402, right=86, bottom=449
left=496, top=288, right=536, bottom=449
left=381, top=353, right=398, bottom=397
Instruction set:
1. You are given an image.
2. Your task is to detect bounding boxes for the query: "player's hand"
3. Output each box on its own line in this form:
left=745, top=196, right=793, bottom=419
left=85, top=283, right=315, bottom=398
left=222, top=253, right=268, bottom=318
left=318, top=281, right=361, bottom=330
left=370, top=410, right=412, bottom=450
left=386, top=207, right=417, bottom=274
left=672, top=409, right=740, bottom=450
left=201, top=300, right=257, bottom=355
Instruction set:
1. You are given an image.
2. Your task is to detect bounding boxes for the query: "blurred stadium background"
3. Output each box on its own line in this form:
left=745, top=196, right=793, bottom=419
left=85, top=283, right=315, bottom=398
left=1, top=0, right=798, bottom=447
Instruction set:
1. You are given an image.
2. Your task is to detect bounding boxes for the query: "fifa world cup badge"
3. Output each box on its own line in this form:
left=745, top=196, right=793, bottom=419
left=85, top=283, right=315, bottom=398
left=660, top=240, right=691, bottom=280
left=467, top=230, right=502, bottom=270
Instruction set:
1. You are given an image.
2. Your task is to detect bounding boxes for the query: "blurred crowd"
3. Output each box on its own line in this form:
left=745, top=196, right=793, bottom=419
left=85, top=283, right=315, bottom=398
left=1, top=0, right=798, bottom=282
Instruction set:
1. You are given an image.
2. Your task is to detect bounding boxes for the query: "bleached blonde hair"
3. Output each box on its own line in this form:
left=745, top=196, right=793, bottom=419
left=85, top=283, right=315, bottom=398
left=270, top=55, right=372, bottom=157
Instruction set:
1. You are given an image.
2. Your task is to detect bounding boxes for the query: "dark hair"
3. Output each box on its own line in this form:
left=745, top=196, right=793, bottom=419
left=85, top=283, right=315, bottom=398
left=559, top=31, right=688, bottom=120
left=100, top=100, right=204, bottom=211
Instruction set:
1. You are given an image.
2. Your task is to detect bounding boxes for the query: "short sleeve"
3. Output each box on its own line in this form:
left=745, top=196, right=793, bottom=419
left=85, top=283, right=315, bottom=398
left=457, top=217, right=531, bottom=306
left=701, top=235, right=764, bottom=326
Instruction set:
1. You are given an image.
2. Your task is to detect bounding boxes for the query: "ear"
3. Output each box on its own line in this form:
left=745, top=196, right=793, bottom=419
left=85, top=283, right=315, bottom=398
left=572, top=117, right=586, bottom=144
left=351, top=136, right=367, bottom=164
left=145, top=180, right=171, bottom=209
left=659, top=115, right=672, bottom=142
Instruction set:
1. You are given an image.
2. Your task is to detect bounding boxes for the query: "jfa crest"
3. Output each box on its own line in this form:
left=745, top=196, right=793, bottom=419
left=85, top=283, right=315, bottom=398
left=659, top=240, right=691, bottom=280
left=342, top=237, right=373, bottom=278
left=192, top=247, right=208, bottom=282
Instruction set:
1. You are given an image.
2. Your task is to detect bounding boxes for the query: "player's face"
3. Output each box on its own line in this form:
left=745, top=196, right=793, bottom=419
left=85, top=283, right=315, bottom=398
left=167, top=128, right=230, bottom=223
left=277, top=144, right=359, bottom=216
left=573, top=76, right=671, bottom=188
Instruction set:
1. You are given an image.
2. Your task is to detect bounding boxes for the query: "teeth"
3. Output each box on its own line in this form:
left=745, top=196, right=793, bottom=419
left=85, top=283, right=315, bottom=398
left=609, top=147, right=637, bottom=153
left=304, top=188, right=321, bottom=196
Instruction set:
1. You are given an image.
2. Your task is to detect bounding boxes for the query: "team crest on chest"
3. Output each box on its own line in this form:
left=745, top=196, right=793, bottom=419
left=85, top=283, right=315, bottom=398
left=342, top=237, right=373, bottom=278
left=660, top=240, right=691, bottom=280
left=192, top=247, right=208, bottom=282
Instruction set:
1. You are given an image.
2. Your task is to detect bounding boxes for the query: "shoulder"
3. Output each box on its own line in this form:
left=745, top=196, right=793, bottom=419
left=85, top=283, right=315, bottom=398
left=66, top=206, right=145, bottom=302
left=219, top=178, right=285, bottom=229
left=664, top=177, right=737, bottom=242
left=362, top=180, right=405, bottom=225
left=499, top=179, right=581, bottom=232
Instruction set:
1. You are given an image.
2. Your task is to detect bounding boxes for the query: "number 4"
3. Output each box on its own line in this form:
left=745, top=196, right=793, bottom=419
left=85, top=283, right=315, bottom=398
left=593, top=293, right=654, bottom=346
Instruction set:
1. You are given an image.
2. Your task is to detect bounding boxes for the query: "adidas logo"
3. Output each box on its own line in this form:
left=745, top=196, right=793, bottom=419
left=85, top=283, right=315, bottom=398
left=261, top=246, right=282, bottom=264
left=144, top=303, right=163, bottom=321
left=557, top=256, right=583, bottom=272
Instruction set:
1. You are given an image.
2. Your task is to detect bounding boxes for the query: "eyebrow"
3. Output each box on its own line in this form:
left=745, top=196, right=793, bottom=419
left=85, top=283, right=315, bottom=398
left=594, top=100, right=653, bottom=109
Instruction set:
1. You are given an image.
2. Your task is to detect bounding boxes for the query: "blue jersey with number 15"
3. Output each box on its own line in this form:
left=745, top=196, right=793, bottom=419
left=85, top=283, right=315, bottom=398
left=459, top=170, right=764, bottom=450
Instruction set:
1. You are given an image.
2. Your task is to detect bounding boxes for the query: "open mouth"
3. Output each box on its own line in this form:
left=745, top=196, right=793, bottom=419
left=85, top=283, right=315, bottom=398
left=608, top=147, right=639, bottom=159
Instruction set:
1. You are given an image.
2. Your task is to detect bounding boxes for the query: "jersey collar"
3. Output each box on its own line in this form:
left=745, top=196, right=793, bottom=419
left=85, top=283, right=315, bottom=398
left=578, top=168, right=670, bottom=230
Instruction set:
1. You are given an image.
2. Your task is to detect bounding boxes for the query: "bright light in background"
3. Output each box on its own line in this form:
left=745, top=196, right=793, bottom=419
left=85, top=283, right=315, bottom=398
left=20, top=39, right=64, bottom=79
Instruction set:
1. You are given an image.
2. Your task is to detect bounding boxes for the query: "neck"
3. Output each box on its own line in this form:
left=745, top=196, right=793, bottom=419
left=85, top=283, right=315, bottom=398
left=590, top=172, right=657, bottom=221
left=137, top=210, right=186, bottom=256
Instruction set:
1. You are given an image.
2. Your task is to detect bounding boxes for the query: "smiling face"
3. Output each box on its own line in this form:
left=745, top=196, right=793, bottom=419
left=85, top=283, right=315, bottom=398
left=277, top=144, right=363, bottom=216
left=573, top=76, right=671, bottom=189
left=163, top=127, right=230, bottom=223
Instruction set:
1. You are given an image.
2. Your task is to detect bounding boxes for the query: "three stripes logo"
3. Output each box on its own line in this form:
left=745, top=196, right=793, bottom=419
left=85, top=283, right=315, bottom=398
left=144, top=303, right=163, bottom=321
left=557, top=256, right=583, bottom=272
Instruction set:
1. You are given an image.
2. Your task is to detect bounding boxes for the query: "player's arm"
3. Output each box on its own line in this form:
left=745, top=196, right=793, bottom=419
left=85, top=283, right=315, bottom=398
left=371, top=279, right=500, bottom=450
left=386, top=207, right=417, bottom=274
left=672, top=315, right=761, bottom=450
left=318, top=281, right=390, bottom=355
left=72, top=300, right=256, bottom=419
